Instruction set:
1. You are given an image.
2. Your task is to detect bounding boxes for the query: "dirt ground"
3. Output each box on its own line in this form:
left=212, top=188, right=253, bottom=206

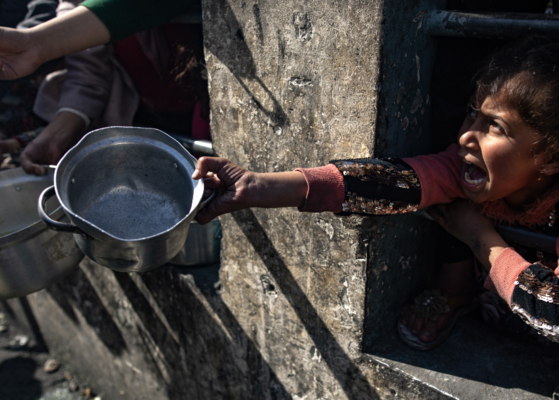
left=0, top=306, right=100, bottom=400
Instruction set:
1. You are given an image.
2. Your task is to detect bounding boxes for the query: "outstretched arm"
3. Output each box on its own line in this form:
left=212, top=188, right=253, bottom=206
left=0, top=6, right=109, bottom=80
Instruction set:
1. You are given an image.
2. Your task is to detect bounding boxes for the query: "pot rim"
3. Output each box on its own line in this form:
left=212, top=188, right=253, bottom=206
left=53, top=126, right=205, bottom=242
left=0, top=167, right=64, bottom=250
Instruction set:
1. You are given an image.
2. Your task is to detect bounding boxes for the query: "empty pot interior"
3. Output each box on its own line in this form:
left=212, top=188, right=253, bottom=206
left=62, top=142, right=194, bottom=240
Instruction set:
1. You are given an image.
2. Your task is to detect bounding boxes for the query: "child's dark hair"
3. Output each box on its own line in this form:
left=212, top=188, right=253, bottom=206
left=476, top=36, right=559, bottom=161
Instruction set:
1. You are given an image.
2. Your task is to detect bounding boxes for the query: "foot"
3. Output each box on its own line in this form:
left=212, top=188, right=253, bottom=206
left=399, top=259, right=476, bottom=348
left=400, top=290, right=473, bottom=344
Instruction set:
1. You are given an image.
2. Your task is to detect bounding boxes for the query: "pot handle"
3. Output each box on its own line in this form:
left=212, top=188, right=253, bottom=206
left=196, top=189, right=216, bottom=213
left=38, top=186, right=83, bottom=234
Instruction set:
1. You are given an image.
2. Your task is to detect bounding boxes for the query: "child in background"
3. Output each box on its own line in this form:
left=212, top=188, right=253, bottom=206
left=192, top=36, right=559, bottom=349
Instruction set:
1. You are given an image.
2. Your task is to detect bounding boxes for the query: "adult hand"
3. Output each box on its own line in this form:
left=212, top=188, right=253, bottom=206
left=0, top=28, right=39, bottom=80
left=0, top=27, right=43, bottom=80
left=427, top=199, right=508, bottom=271
left=192, top=157, right=308, bottom=224
left=0, top=6, right=110, bottom=81
left=20, top=111, right=86, bottom=175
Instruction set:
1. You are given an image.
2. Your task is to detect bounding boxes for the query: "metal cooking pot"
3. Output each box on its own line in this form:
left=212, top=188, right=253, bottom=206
left=0, top=167, right=83, bottom=299
left=38, top=126, right=212, bottom=273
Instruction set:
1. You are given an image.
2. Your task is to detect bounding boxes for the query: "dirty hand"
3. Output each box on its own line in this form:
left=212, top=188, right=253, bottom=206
left=192, top=157, right=257, bottom=224
left=0, top=27, right=43, bottom=80
left=192, top=157, right=308, bottom=224
left=20, top=111, right=86, bottom=175
left=427, top=199, right=495, bottom=246
left=427, top=199, right=507, bottom=271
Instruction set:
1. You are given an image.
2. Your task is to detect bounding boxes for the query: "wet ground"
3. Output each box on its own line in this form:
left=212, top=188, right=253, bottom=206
left=0, top=309, right=100, bottom=400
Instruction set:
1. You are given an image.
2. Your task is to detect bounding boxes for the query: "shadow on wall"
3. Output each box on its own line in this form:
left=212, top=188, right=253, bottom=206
left=204, top=0, right=290, bottom=131
left=231, top=209, right=381, bottom=399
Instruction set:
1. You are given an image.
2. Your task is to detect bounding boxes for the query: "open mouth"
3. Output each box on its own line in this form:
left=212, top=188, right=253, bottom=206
left=463, top=160, right=487, bottom=186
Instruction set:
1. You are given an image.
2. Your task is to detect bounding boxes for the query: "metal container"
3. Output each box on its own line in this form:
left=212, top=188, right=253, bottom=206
left=38, top=126, right=212, bottom=273
left=170, top=219, right=221, bottom=266
left=0, top=168, right=83, bottom=299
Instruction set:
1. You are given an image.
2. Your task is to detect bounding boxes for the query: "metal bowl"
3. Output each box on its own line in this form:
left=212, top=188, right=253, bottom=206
left=0, top=168, right=83, bottom=299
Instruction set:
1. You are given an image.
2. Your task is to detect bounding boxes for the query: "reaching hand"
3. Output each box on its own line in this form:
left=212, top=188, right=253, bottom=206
left=192, top=157, right=309, bottom=224
left=427, top=199, right=508, bottom=271
left=426, top=199, right=495, bottom=247
left=192, top=157, right=256, bottom=224
left=20, top=111, right=86, bottom=174
left=0, top=27, right=43, bottom=80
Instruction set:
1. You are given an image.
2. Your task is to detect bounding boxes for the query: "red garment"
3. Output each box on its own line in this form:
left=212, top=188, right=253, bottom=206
left=114, top=24, right=199, bottom=115
left=295, top=144, right=559, bottom=307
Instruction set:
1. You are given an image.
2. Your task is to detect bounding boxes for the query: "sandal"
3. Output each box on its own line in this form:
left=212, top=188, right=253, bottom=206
left=398, top=289, right=478, bottom=351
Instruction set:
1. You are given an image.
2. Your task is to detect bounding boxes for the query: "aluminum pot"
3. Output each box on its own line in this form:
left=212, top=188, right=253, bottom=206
left=38, top=126, right=212, bottom=273
left=0, top=167, right=83, bottom=299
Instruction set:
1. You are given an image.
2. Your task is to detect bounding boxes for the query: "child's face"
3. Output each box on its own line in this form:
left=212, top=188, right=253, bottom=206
left=457, top=93, right=555, bottom=207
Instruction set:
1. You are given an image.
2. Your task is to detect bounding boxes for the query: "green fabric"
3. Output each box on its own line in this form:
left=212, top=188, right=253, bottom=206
left=80, top=0, right=201, bottom=42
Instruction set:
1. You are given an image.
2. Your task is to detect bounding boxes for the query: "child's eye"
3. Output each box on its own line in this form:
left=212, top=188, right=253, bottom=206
left=489, top=120, right=505, bottom=135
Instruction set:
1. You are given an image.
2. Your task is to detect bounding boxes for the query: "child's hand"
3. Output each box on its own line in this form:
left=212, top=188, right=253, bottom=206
left=192, top=157, right=309, bottom=224
left=192, top=157, right=256, bottom=224
left=427, top=199, right=508, bottom=271
left=427, top=200, right=494, bottom=246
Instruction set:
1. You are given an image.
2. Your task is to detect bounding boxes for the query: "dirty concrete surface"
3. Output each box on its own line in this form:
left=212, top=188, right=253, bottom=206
left=0, top=308, right=100, bottom=400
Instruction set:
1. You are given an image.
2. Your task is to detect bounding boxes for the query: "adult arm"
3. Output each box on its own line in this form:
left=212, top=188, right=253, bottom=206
left=0, top=0, right=200, bottom=80
left=0, top=6, right=109, bottom=80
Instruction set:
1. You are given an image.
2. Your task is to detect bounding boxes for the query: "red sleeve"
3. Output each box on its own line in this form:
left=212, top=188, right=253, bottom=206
left=402, top=144, right=467, bottom=209
left=484, top=247, right=532, bottom=305
left=295, top=165, right=345, bottom=213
